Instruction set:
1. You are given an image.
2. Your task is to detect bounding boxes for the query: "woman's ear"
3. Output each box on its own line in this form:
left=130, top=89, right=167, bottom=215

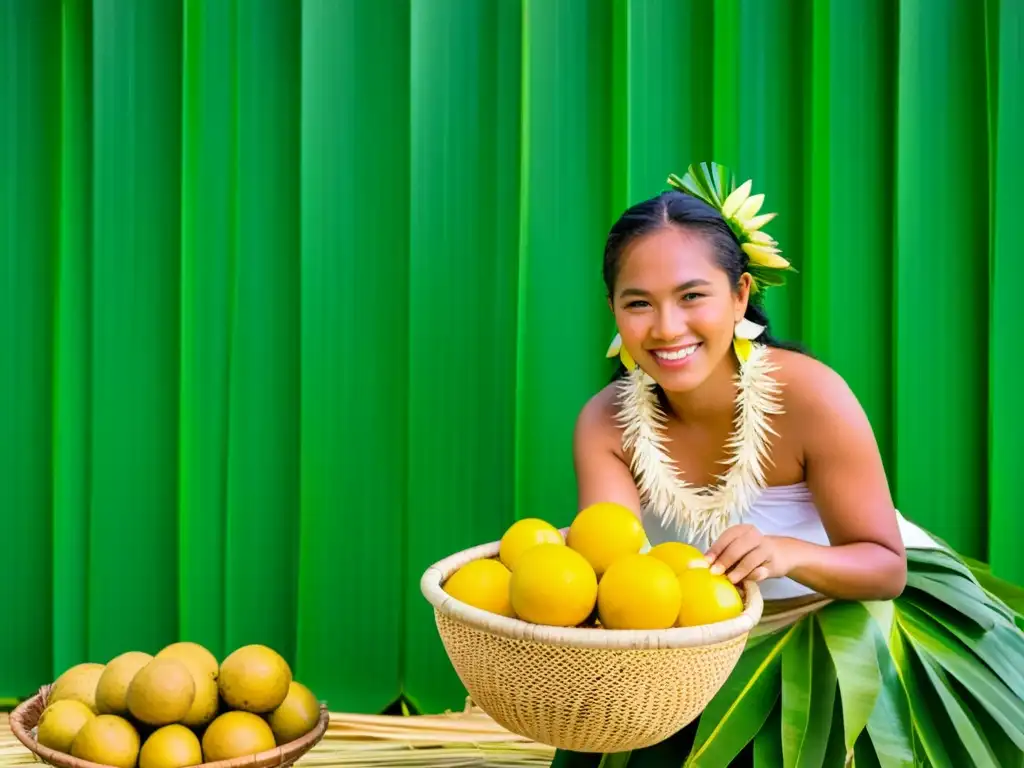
left=734, top=273, right=753, bottom=321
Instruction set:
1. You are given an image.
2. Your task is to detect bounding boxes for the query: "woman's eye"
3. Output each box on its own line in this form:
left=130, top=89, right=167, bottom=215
left=682, top=292, right=704, bottom=301
left=625, top=300, right=649, bottom=309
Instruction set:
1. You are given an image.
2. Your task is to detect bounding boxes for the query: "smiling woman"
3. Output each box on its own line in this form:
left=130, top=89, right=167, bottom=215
left=555, top=163, right=1024, bottom=767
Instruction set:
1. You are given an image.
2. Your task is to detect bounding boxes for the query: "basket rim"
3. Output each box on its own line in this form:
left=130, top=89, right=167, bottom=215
left=420, top=538, right=763, bottom=649
left=8, top=685, right=329, bottom=768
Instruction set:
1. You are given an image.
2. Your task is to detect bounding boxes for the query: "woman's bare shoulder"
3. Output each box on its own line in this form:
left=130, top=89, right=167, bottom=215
left=575, top=381, right=627, bottom=453
left=766, top=347, right=866, bottom=427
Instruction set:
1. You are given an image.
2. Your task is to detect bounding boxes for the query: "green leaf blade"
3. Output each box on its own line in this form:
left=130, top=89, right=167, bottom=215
left=816, top=602, right=883, bottom=753
left=781, top=620, right=837, bottom=768
left=686, top=625, right=794, bottom=768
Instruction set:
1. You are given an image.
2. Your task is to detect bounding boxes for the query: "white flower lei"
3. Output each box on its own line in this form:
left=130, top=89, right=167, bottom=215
left=614, top=342, right=784, bottom=543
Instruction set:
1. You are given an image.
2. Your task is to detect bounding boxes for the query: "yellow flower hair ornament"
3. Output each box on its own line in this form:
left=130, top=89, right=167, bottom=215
left=667, top=162, right=795, bottom=295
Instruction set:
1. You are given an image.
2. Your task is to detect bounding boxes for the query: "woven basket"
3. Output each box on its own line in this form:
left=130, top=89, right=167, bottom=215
left=420, top=538, right=764, bottom=753
left=9, top=685, right=328, bottom=768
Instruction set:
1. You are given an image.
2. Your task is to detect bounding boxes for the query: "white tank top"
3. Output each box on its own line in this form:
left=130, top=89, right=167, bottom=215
left=640, top=481, right=939, bottom=600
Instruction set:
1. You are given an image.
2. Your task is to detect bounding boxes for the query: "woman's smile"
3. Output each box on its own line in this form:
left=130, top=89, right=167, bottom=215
left=649, top=342, right=702, bottom=369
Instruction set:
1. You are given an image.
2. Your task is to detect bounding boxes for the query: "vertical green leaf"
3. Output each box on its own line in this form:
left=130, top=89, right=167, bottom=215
left=732, top=0, right=809, bottom=341
left=894, top=0, right=989, bottom=558
left=989, top=0, right=1024, bottom=586
left=781, top=620, right=837, bottom=767
left=516, top=0, right=615, bottom=524
left=753, top=700, right=783, bottom=767
left=224, top=0, right=300, bottom=660
left=404, top=0, right=520, bottom=714
left=686, top=625, right=794, bottom=767
left=864, top=614, right=915, bottom=768
left=296, top=0, right=410, bottom=716
left=52, top=0, right=92, bottom=677
left=89, top=0, right=182, bottom=661
left=179, top=0, right=235, bottom=662
left=625, top=0, right=714, bottom=202
left=816, top=602, right=883, bottom=753
left=804, top=0, right=895, bottom=469
left=0, top=0, right=60, bottom=691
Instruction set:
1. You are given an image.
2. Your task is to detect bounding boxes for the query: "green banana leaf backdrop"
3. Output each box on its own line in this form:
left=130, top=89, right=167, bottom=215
left=2, top=0, right=1022, bottom=719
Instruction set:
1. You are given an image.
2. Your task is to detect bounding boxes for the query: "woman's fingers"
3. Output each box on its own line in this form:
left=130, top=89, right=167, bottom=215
left=708, top=528, right=761, bottom=575
left=725, top=548, right=771, bottom=584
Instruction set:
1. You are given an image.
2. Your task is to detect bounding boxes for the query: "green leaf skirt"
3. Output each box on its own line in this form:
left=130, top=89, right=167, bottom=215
left=550, top=547, right=1024, bottom=768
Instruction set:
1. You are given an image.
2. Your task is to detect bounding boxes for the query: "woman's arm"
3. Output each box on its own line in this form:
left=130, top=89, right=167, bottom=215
left=708, top=356, right=908, bottom=601
left=572, top=387, right=643, bottom=517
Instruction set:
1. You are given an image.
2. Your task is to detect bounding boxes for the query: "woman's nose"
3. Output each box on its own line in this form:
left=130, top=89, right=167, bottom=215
left=652, top=308, right=687, bottom=341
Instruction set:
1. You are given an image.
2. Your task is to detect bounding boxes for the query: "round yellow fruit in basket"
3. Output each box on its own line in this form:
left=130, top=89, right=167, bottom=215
left=70, top=714, right=140, bottom=768
left=443, top=558, right=516, bottom=618
left=648, top=541, right=709, bottom=575
left=510, top=543, right=598, bottom=626
left=499, top=517, right=564, bottom=570
left=597, top=554, right=682, bottom=630
left=36, top=700, right=95, bottom=753
left=201, top=711, right=276, bottom=761
left=567, top=502, right=645, bottom=577
left=676, top=567, right=745, bottom=626
left=138, top=724, right=202, bottom=768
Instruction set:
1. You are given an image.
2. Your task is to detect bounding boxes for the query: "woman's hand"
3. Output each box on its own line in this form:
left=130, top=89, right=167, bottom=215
left=705, top=525, right=793, bottom=584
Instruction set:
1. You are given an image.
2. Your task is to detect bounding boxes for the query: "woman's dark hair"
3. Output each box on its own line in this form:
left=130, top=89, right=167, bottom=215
left=603, top=189, right=803, bottom=379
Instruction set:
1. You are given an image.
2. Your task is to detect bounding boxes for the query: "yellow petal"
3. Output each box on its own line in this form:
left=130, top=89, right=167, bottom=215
left=606, top=333, right=622, bottom=357
left=620, top=346, right=636, bottom=370
left=741, top=211, right=777, bottom=233
left=733, top=337, right=753, bottom=363
left=721, top=180, right=752, bottom=218
left=742, top=242, right=790, bottom=269
left=748, top=230, right=775, bottom=245
left=735, top=193, right=764, bottom=222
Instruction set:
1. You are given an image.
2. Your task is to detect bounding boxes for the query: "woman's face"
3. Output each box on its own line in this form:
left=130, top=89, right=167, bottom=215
left=610, top=225, right=750, bottom=393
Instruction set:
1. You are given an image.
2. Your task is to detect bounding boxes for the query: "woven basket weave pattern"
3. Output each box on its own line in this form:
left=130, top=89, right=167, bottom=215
left=435, top=612, right=748, bottom=753
left=421, top=539, right=763, bottom=753
left=9, top=686, right=328, bottom=768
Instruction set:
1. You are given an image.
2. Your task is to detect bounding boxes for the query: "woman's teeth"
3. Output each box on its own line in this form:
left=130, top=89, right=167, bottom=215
left=652, top=344, right=699, bottom=361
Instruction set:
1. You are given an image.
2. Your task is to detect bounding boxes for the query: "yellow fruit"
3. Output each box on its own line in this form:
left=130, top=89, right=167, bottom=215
left=201, top=711, right=276, bottom=761
left=509, top=543, right=598, bottom=627
left=95, top=651, right=153, bottom=715
left=267, top=681, right=321, bottom=745
left=138, top=725, right=203, bottom=768
left=36, top=700, right=95, bottom=753
left=567, top=502, right=645, bottom=577
left=648, top=541, right=710, bottom=575
left=156, top=642, right=219, bottom=680
left=443, top=559, right=515, bottom=618
left=71, top=714, right=140, bottom=768
left=49, top=663, right=105, bottom=714
left=498, top=518, right=563, bottom=570
left=597, top=554, right=682, bottom=630
left=676, top=568, right=745, bottom=627
left=218, top=644, right=292, bottom=713
left=126, top=658, right=196, bottom=726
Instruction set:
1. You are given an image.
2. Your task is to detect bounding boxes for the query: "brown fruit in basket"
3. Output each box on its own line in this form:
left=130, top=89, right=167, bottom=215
left=139, top=724, right=203, bottom=768
left=266, top=681, right=320, bottom=745
left=154, top=647, right=219, bottom=728
left=156, top=642, right=219, bottom=681
left=127, top=658, right=196, bottom=726
left=49, top=662, right=105, bottom=714
left=201, top=711, right=276, bottom=761
left=96, top=651, right=154, bottom=715
left=36, top=699, right=95, bottom=753
left=70, top=714, right=140, bottom=768
left=218, top=645, right=291, bottom=713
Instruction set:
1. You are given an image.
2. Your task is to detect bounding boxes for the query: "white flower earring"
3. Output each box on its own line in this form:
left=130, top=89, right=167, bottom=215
left=734, top=317, right=765, bottom=340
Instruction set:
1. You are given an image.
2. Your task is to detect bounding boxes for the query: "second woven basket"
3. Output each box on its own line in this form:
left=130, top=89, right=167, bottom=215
left=421, top=538, right=764, bottom=754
